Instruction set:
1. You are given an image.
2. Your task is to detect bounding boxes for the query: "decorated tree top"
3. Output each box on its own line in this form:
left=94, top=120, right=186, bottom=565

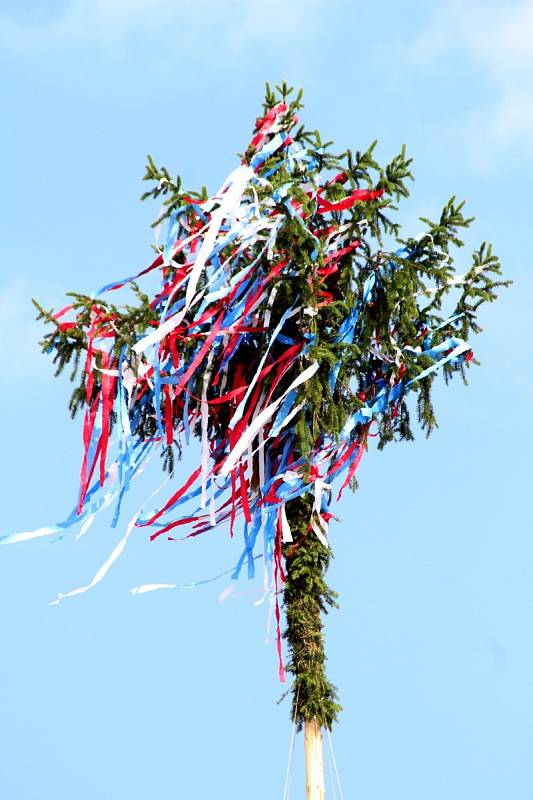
left=7, top=84, right=508, bottom=794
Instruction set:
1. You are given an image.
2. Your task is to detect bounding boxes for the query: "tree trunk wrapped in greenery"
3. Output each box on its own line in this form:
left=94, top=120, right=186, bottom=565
left=8, top=83, right=508, bottom=798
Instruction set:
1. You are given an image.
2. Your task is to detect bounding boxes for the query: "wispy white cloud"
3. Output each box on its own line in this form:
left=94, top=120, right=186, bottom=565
left=0, top=0, right=321, bottom=53
left=0, top=0, right=179, bottom=48
left=409, top=0, right=533, bottom=166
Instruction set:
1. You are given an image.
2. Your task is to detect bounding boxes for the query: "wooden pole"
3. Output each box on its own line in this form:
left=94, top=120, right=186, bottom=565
left=304, top=718, right=325, bottom=799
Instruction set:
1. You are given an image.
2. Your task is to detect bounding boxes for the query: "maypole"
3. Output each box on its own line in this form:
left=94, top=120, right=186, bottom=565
left=4, top=82, right=508, bottom=797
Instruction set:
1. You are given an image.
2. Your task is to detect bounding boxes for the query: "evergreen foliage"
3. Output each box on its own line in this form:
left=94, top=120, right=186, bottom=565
left=34, top=82, right=509, bottom=731
left=283, top=495, right=341, bottom=730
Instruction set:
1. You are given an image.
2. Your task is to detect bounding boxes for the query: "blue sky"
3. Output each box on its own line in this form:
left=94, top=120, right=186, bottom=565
left=0, top=1, right=532, bottom=798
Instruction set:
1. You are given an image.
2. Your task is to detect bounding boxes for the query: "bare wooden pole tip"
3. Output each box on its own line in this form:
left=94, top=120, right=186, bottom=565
left=304, top=718, right=325, bottom=800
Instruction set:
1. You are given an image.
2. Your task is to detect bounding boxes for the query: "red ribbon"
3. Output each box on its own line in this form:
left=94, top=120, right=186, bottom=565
left=317, top=188, right=384, bottom=213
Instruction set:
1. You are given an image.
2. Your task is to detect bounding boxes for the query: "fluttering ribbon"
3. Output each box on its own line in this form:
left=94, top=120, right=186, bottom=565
left=3, top=101, right=478, bottom=680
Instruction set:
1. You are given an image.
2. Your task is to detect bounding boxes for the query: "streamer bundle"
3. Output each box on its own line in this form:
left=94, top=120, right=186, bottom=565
left=4, top=89, right=505, bottom=650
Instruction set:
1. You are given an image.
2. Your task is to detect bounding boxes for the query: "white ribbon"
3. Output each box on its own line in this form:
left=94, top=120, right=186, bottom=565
left=280, top=506, right=293, bottom=543
left=49, top=475, right=170, bottom=605
left=220, top=361, right=319, bottom=477
left=133, top=165, right=253, bottom=355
